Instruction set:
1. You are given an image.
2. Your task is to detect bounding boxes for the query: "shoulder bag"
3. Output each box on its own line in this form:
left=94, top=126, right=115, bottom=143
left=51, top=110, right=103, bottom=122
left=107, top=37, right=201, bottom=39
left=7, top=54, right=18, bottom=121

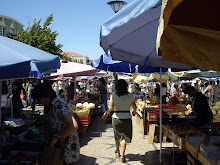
left=101, top=110, right=114, bottom=124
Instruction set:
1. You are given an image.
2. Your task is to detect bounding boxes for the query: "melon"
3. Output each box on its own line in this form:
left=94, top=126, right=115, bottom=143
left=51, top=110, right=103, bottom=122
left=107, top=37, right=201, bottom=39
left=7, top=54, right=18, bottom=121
left=76, top=103, right=83, bottom=109
left=83, top=102, right=89, bottom=108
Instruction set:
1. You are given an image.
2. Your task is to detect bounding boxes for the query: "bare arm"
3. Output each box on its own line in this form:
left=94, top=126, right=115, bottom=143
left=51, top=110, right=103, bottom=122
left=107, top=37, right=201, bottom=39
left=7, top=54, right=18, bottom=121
left=131, top=101, right=137, bottom=116
left=203, top=85, right=211, bottom=94
left=108, top=100, right=114, bottom=112
left=49, top=113, right=78, bottom=147
left=105, top=86, right=109, bottom=99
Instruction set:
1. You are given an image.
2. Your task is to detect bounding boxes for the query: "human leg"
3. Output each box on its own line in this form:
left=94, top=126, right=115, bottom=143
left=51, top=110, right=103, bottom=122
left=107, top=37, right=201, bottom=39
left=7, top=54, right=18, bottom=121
left=115, top=140, right=120, bottom=151
left=31, top=98, right=36, bottom=111
left=120, top=139, right=126, bottom=156
left=115, top=140, right=120, bottom=157
left=120, top=139, right=126, bottom=163
left=101, top=94, right=108, bottom=111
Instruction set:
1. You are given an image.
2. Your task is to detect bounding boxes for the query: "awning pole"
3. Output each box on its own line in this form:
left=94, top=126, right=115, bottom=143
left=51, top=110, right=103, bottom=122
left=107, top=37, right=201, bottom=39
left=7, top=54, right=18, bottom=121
left=0, top=81, right=2, bottom=126
left=160, top=68, right=162, bottom=163
left=10, top=80, right=13, bottom=119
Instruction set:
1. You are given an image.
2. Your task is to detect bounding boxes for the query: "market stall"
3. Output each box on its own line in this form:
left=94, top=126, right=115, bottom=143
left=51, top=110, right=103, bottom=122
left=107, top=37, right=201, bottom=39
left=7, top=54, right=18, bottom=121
left=134, top=91, right=220, bottom=165
left=0, top=114, right=48, bottom=164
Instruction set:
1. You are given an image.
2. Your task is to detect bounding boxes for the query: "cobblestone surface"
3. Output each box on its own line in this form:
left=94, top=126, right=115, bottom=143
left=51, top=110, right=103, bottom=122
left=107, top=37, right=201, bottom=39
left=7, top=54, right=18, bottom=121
left=76, top=115, right=173, bottom=165
left=21, top=106, right=176, bottom=165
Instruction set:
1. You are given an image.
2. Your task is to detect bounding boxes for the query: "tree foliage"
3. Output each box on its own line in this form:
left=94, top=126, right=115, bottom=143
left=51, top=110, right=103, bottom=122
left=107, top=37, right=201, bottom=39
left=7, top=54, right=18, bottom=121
left=13, top=13, right=68, bottom=60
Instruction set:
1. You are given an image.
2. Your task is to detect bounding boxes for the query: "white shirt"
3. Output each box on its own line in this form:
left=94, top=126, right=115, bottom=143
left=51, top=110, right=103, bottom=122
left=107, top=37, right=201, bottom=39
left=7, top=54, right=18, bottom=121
left=161, top=87, right=167, bottom=96
left=170, top=87, right=177, bottom=96
left=58, top=81, right=64, bottom=90
left=111, top=93, right=135, bottom=119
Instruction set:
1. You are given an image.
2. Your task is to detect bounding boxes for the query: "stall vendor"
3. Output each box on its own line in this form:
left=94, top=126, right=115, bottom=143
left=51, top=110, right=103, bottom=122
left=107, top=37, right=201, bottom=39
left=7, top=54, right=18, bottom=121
left=183, top=85, right=213, bottom=133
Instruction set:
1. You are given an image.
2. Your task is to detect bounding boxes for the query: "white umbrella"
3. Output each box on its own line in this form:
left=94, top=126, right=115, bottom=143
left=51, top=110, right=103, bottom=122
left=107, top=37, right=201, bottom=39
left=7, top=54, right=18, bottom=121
left=50, top=61, right=98, bottom=78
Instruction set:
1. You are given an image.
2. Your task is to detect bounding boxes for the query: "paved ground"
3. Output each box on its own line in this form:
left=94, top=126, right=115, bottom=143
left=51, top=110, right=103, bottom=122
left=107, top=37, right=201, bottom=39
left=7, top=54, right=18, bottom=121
left=5, top=106, right=181, bottom=165
left=76, top=115, right=175, bottom=165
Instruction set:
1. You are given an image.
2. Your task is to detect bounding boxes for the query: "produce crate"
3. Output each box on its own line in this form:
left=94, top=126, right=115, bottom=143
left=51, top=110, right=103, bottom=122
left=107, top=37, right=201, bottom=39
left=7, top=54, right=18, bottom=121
left=147, top=111, right=159, bottom=121
left=77, top=115, right=90, bottom=126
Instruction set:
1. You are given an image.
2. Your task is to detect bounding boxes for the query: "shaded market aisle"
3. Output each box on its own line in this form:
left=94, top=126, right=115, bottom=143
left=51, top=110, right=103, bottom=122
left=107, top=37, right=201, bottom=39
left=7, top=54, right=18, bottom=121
left=76, top=115, right=172, bottom=165
left=20, top=106, right=174, bottom=165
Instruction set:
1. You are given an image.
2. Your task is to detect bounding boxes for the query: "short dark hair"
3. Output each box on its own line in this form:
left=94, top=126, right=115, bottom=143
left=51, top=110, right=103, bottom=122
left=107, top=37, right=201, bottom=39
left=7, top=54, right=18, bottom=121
left=99, top=77, right=106, bottom=84
left=162, top=82, right=167, bottom=87
left=115, top=79, right=128, bottom=97
left=31, top=83, right=56, bottom=101
left=183, top=85, right=196, bottom=94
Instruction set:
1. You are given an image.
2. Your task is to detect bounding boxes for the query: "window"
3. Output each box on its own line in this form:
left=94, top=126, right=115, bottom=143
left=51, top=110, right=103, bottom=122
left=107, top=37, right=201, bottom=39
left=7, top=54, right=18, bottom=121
left=9, top=28, right=14, bottom=34
left=79, top=59, right=83, bottom=63
left=0, top=27, right=6, bottom=36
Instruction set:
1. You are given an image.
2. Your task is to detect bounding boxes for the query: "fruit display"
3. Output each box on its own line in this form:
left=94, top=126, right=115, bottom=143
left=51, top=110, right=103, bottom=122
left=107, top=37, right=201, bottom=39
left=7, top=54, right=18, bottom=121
left=71, top=101, right=95, bottom=116
left=211, top=101, right=220, bottom=116
left=76, top=103, right=83, bottom=109
left=168, top=96, right=179, bottom=105
left=171, top=126, right=201, bottom=137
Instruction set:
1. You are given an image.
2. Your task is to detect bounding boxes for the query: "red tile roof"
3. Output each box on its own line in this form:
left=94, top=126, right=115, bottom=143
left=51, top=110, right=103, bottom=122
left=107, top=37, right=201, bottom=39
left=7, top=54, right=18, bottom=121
left=61, top=52, right=85, bottom=57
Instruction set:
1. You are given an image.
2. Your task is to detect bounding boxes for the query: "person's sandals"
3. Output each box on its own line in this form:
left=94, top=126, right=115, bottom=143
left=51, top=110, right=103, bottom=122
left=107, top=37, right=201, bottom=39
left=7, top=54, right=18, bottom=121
left=115, top=150, right=120, bottom=157
left=120, top=156, right=125, bottom=163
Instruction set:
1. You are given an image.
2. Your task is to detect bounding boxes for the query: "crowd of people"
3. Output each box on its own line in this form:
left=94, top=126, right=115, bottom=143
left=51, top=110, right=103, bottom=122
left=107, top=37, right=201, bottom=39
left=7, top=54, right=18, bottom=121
left=3, top=77, right=219, bottom=164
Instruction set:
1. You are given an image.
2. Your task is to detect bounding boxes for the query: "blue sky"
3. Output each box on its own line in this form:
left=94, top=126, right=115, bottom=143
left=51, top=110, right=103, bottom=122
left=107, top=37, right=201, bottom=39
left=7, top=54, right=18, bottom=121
left=1, top=0, right=133, bottom=60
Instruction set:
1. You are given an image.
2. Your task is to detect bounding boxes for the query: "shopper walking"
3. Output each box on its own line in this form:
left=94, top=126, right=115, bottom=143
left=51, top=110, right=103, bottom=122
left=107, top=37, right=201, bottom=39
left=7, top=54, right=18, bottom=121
left=12, top=79, right=24, bottom=118
left=99, top=77, right=109, bottom=111
left=108, top=79, right=137, bottom=163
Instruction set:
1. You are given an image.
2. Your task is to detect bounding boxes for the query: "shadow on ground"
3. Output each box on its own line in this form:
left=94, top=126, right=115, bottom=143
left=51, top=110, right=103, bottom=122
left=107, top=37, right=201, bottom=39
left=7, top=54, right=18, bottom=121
left=79, top=115, right=112, bottom=147
left=75, top=154, right=98, bottom=165
left=125, top=148, right=187, bottom=165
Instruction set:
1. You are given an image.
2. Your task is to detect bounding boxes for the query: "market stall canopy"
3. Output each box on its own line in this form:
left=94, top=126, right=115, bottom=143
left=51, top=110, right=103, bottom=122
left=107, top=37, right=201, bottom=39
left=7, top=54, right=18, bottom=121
left=0, top=36, right=60, bottom=80
left=134, top=75, right=149, bottom=83
left=92, top=54, right=196, bottom=74
left=182, top=71, right=220, bottom=78
left=100, top=0, right=161, bottom=66
left=49, top=60, right=99, bottom=78
left=100, top=0, right=199, bottom=72
left=156, top=0, right=220, bottom=72
left=91, top=54, right=136, bottom=73
left=167, top=69, right=199, bottom=81
left=148, top=73, right=169, bottom=81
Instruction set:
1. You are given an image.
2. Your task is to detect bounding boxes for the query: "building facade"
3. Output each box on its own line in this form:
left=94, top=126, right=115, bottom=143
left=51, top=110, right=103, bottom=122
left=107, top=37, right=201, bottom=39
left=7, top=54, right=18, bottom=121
left=61, top=52, right=90, bottom=65
left=0, top=15, right=24, bottom=37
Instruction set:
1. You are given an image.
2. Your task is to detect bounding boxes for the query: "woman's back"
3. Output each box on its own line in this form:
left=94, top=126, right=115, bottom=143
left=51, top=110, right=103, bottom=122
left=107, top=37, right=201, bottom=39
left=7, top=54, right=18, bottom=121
left=111, top=93, right=135, bottom=119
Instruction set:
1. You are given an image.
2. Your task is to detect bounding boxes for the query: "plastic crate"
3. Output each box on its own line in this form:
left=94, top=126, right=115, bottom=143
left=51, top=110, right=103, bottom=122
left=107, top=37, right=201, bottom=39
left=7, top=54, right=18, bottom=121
left=77, top=115, right=90, bottom=126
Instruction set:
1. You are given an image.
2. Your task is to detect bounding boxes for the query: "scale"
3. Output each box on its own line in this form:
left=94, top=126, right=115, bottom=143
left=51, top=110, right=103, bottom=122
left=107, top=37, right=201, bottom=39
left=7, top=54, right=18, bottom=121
left=3, top=118, right=25, bottom=127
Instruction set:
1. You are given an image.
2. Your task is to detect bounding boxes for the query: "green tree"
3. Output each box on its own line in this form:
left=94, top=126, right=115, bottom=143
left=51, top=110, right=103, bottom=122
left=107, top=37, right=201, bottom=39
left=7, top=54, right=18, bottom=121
left=14, top=13, right=65, bottom=59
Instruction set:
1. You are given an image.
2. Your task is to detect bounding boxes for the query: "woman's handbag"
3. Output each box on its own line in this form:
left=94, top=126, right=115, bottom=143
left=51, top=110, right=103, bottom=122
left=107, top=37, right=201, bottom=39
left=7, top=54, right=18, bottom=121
left=41, top=145, right=64, bottom=165
left=101, top=110, right=114, bottom=124
left=41, top=137, right=69, bottom=165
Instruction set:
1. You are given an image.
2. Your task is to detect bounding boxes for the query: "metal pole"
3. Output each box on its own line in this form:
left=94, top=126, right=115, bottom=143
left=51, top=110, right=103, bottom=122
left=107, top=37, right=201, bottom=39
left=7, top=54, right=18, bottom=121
left=10, top=80, right=13, bottom=119
left=0, top=81, right=2, bottom=126
left=159, top=68, right=162, bottom=163
left=63, top=78, right=67, bottom=101
left=74, top=78, right=77, bottom=100
left=143, top=92, right=146, bottom=139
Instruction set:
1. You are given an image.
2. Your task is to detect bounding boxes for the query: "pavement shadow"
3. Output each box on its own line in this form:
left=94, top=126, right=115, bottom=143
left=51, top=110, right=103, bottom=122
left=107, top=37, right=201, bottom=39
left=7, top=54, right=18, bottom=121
left=125, top=148, right=187, bottom=165
left=75, top=154, right=98, bottom=165
left=79, top=115, right=113, bottom=147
